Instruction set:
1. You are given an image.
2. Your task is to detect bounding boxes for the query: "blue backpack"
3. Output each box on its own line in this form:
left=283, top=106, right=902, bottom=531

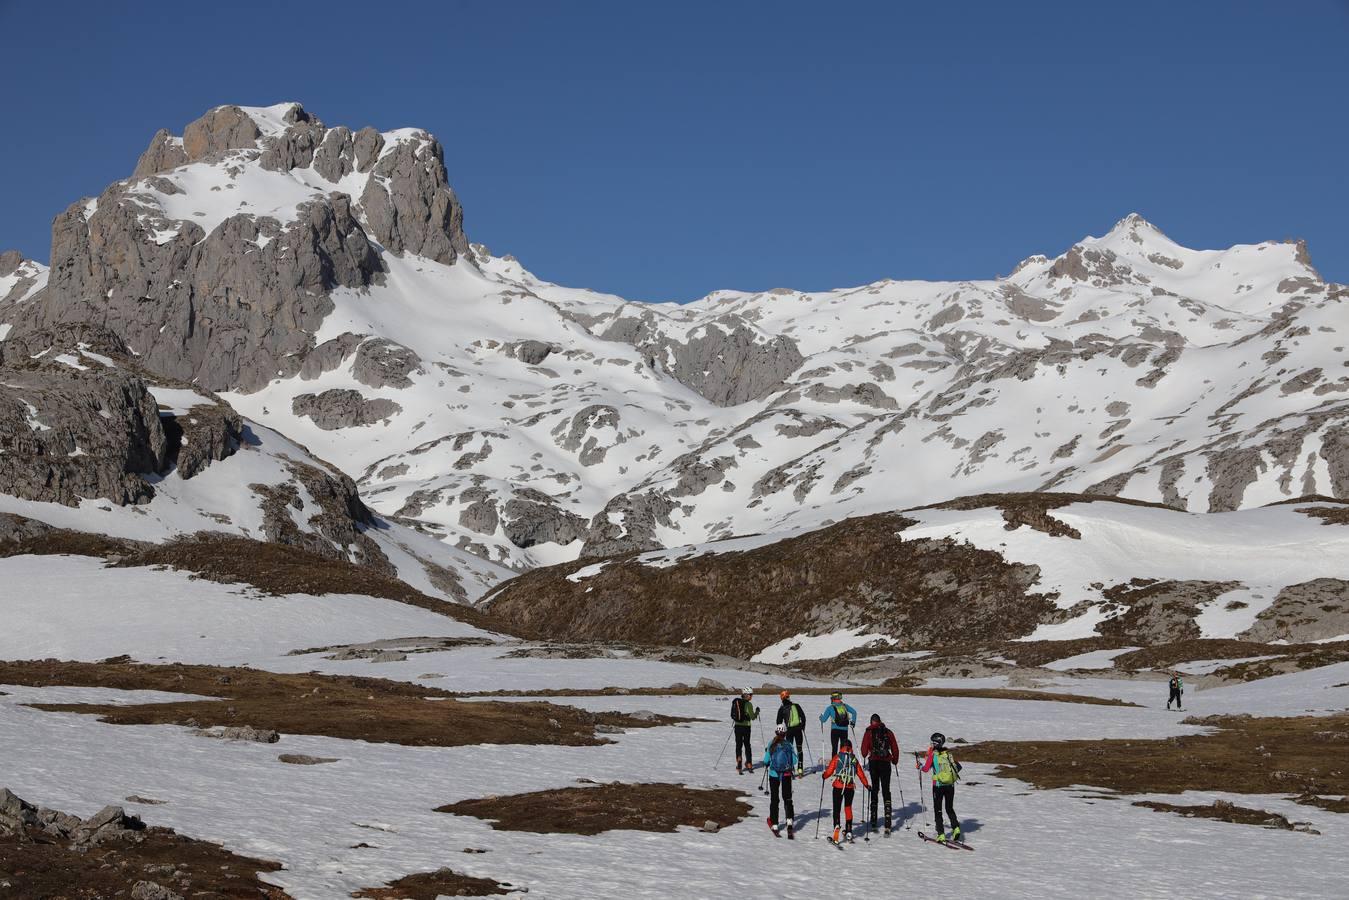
left=769, top=740, right=794, bottom=774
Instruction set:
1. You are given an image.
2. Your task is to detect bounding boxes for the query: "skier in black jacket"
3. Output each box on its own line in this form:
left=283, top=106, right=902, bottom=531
left=775, top=690, right=808, bottom=774
left=730, top=688, right=759, bottom=774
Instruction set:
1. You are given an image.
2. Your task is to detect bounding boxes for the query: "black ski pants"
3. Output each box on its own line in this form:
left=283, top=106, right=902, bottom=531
left=734, top=725, right=752, bottom=764
left=829, top=728, right=848, bottom=756
left=933, top=783, right=959, bottom=835
left=1168, top=687, right=1183, bottom=709
left=769, top=774, right=794, bottom=825
left=831, top=785, right=856, bottom=828
left=868, top=760, right=892, bottom=825
left=786, top=725, right=805, bottom=765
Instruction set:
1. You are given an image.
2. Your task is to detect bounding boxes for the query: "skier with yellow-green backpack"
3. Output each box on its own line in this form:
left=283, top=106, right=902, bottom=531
left=916, top=732, right=970, bottom=849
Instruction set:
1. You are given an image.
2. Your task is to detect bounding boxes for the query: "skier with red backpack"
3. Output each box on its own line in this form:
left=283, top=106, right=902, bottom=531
left=821, top=737, right=870, bottom=844
left=860, top=712, right=900, bottom=834
left=762, top=724, right=799, bottom=838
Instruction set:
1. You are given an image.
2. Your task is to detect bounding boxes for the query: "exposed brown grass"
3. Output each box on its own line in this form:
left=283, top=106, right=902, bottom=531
left=877, top=685, right=1140, bottom=707
left=961, top=713, right=1349, bottom=804
left=0, top=816, right=288, bottom=899
left=352, top=868, right=510, bottom=898
left=437, top=783, right=751, bottom=835
left=1294, top=794, right=1349, bottom=814
left=1133, top=800, right=1300, bottom=831
left=0, top=660, right=682, bottom=748
left=487, top=511, right=1056, bottom=657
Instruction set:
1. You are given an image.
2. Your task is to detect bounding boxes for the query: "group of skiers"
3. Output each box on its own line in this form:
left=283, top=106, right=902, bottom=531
left=728, top=689, right=965, bottom=847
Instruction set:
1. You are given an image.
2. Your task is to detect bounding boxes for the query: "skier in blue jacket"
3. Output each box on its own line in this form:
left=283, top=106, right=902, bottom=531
left=819, top=691, right=857, bottom=756
left=762, top=724, right=799, bottom=838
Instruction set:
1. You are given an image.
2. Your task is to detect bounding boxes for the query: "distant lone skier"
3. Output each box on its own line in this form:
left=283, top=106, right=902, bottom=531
left=763, top=724, right=798, bottom=838
left=822, top=736, right=870, bottom=844
left=776, top=690, right=807, bottom=774
left=861, top=712, right=899, bottom=834
left=918, top=732, right=962, bottom=844
left=731, top=687, right=759, bottom=774
left=819, top=691, right=857, bottom=756
left=1167, top=672, right=1184, bottom=710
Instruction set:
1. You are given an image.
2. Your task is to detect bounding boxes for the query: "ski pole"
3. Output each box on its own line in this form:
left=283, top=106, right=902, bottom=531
left=914, top=756, right=930, bottom=828
left=713, top=731, right=733, bottom=770
left=815, top=774, right=826, bottom=839
left=898, top=770, right=908, bottom=830
left=803, top=729, right=814, bottom=771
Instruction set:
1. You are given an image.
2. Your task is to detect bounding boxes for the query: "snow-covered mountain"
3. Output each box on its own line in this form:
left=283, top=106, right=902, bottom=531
left=2, top=102, right=1345, bottom=572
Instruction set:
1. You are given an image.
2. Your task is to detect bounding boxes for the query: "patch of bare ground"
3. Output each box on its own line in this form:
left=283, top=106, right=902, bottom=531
left=1294, top=794, right=1349, bottom=814
left=0, top=660, right=683, bottom=748
left=0, top=524, right=510, bottom=631
left=0, top=803, right=288, bottom=899
left=1111, top=640, right=1349, bottom=680
left=436, top=783, right=751, bottom=835
left=961, top=712, right=1349, bottom=808
left=917, top=491, right=1178, bottom=538
left=1133, top=799, right=1314, bottom=832
left=874, top=685, right=1140, bottom=706
left=486, top=512, right=1057, bottom=658
left=1297, top=505, right=1349, bottom=525
left=352, top=868, right=510, bottom=898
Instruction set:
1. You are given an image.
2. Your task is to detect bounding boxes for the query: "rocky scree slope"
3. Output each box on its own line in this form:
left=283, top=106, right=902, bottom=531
left=1, top=103, right=1346, bottom=574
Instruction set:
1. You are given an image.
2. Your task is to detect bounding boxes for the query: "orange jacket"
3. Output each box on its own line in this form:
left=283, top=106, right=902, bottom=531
left=822, top=751, right=871, bottom=790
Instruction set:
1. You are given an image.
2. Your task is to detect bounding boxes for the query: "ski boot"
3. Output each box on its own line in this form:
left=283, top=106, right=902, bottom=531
left=787, top=824, right=795, bottom=840
left=952, top=827, right=963, bottom=844
left=936, top=832, right=948, bottom=844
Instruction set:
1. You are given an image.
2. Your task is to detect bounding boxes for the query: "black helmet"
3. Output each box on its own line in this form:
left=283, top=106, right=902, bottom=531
left=930, top=732, right=946, bottom=748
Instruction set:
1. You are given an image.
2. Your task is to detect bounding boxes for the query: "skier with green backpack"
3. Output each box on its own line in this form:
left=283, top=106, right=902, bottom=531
left=775, top=690, right=808, bottom=774
left=730, top=687, right=759, bottom=774
left=762, top=724, right=799, bottom=838
left=917, top=732, right=964, bottom=845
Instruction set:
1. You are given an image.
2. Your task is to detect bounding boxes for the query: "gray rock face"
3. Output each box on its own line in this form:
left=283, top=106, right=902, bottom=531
left=292, top=389, right=402, bottom=430
left=556, top=404, right=622, bottom=465
left=581, top=491, right=682, bottom=558
left=505, top=340, right=560, bottom=365
left=602, top=312, right=804, bottom=406
left=358, top=132, right=470, bottom=265
left=1240, top=579, right=1349, bottom=642
left=0, top=363, right=168, bottom=506
left=352, top=338, right=422, bottom=389
left=9, top=186, right=384, bottom=393
left=196, top=725, right=280, bottom=743
left=0, top=249, right=25, bottom=277
left=160, top=399, right=244, bottom=480
left=502, top=492, right=589, bottom=548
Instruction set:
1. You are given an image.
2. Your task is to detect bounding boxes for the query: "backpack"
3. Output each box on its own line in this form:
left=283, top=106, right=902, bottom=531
left=769, top=740, right=794, bottom=774
left=787, top=703, right=803, bottom=729
left=832, top=703, right=849, bottom=728
left=870, top=725, right=892, bottom=760
left=834, top=751, right=857, bottom=786
left=934, top=750, right=959, bottom=786
left=730, top=698, right=745, bottom=723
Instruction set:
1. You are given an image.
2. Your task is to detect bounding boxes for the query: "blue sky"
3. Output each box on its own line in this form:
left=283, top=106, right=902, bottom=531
left=2, top=0, right=1346, bottom=300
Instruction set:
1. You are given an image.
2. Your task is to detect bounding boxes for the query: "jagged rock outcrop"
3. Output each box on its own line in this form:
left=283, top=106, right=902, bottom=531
left=0, top=363, right=168, bottom=505
left=358, top=133, right=470, bottom=265
left=161, top=401, right=244, bottom=480
left=293, top=389, right=401, bottom=429
left=352, top=338, right=423, bottom=389
left=602, top=312, right=804, bottom=406
left=581, top=491, right=683, bottom=558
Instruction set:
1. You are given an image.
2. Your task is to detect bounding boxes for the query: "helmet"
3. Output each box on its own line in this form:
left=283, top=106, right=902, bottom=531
left=741, top=687, right=753, bottom=696
left=775, top=724, right=787, bottom=735
left=840, top=738, right=853, bottom=750
left=830, top=691, right=842, bottom=701
left=930, top=732, right=946, bottom=748
left=779, top=690, right=791, bottom=700
left=870, top=713, right=881, bottom=724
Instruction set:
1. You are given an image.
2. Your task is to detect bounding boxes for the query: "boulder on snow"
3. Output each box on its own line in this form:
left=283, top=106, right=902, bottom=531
left=195, top=726, right=280, bottom=744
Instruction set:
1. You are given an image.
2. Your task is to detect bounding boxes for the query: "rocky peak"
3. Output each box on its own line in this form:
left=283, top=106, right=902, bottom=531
left=0, top=250, right=25, bottom=277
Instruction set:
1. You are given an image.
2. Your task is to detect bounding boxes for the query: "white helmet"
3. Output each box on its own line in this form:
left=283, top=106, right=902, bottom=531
left=775, top=724, right=787, bottom=735
left=741, top=687, right=754, bottom=696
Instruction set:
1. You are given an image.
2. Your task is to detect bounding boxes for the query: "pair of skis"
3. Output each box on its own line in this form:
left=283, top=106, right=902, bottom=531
left=917, top=831, right=974, bottom=851
left=767, top=819, right=795, bottom=839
